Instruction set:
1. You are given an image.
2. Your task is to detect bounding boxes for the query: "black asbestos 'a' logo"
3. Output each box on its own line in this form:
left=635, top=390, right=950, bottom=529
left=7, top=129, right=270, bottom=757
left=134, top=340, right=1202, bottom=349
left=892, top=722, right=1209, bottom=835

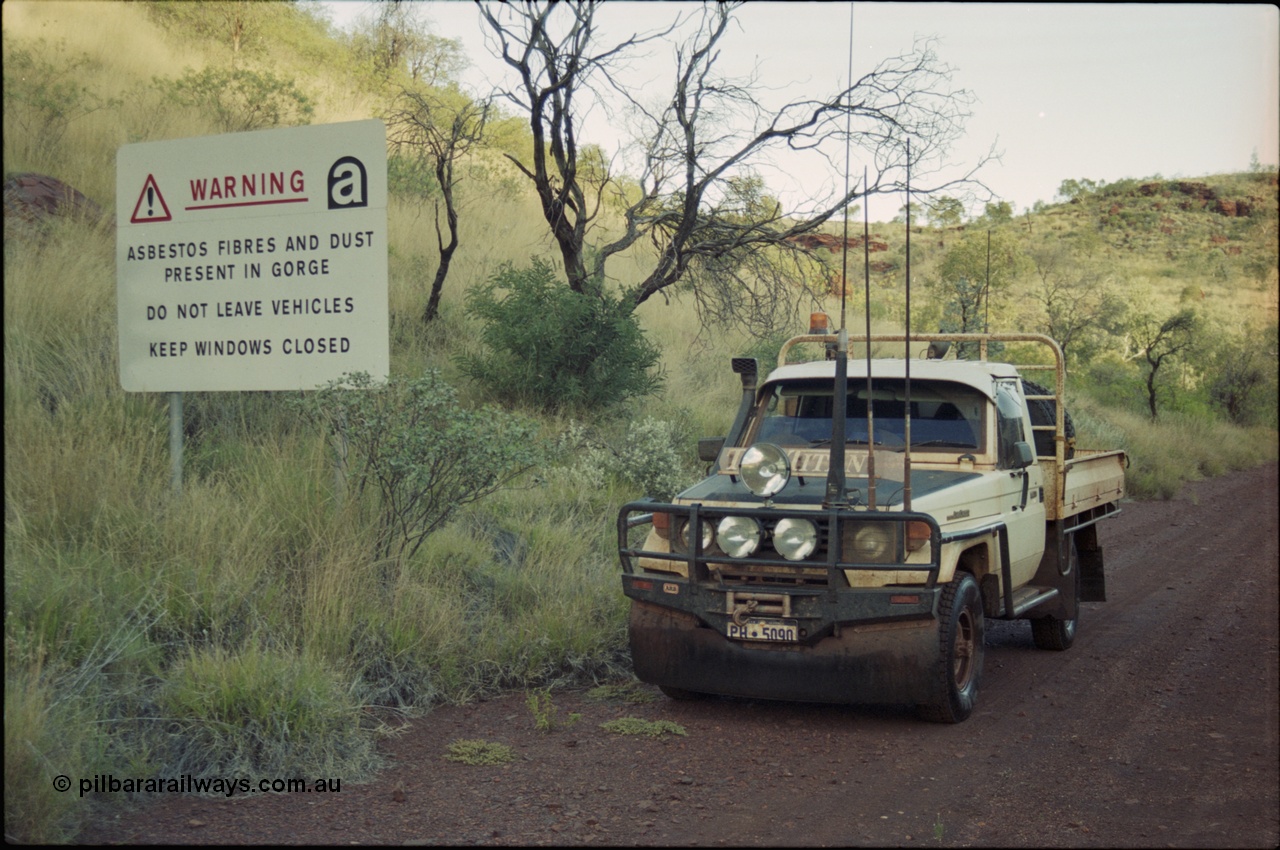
left=327, top=156, right=368, bottom=209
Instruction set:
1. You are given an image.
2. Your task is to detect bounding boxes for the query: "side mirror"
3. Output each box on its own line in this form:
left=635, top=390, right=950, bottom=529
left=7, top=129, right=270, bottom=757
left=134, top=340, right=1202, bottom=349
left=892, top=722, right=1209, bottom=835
left=1013, top=440, right=1035, bottom=469
left=698, top=437, right=726, bottom=463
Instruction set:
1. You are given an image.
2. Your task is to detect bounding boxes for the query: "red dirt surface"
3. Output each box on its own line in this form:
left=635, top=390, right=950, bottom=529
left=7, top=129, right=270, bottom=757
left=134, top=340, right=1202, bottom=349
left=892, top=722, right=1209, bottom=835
left=83, top=462, right=1279, bottom=847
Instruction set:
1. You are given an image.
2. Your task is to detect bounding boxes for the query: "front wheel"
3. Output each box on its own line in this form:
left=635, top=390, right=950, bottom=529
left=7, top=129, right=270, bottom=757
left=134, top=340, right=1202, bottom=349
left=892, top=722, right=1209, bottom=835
left=918, top=572, right=985, bottom=723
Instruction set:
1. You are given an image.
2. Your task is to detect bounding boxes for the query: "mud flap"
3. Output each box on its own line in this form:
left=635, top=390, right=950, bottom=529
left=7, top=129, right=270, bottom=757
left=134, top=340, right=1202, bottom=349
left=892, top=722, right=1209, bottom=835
left=1031, top=526, right=1079, bottom=620
left=1076, top=524, right=1106, bottom=602
left=628, top=601, right=941, bottom=706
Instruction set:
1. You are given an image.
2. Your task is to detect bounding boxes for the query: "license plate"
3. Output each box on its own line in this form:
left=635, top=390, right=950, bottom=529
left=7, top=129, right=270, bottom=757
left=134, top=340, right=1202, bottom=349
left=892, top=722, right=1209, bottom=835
left=726, top=618, right=798, bottom=642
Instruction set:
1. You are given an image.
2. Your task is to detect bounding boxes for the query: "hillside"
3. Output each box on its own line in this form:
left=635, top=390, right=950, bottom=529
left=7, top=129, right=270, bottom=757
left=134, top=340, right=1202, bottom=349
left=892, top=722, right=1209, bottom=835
left=869, top=172, right=1277, bottom=329
left=3, top=2, right=1277, bottom=844
left=4, top=1, right=1277, bottom=347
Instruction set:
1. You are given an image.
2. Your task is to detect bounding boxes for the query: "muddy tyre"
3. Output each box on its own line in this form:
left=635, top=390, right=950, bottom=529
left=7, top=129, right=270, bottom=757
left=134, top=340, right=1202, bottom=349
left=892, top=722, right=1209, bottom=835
left=1032, top=538, right=1081, bottom=651
left=918, top=572, right=985, bottom=723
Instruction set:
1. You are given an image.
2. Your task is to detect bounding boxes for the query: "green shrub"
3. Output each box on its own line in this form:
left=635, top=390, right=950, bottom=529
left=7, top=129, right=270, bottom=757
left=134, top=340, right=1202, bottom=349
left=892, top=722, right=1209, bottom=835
left=458, top=259, right=664, bottom=412
left=2, top=36, right=118, bottom=149
left=444, top=739, right=516, bottom=765
left=156, top=66, right=314, bottom=133
left=600, top=717, right=686, bottom=737
left=294, top=371, right=541, bottom=561
left=555, top=416, right=697, bottom=501
left=387, top=151, right=439, bottom=200
left=584, top=680, right=658, bottom=704
left=1205, top=329, right=1279, bottom=427
left=1078, top=354, right=1146, bottom=414
left=526, top=688, right=581, bottom=732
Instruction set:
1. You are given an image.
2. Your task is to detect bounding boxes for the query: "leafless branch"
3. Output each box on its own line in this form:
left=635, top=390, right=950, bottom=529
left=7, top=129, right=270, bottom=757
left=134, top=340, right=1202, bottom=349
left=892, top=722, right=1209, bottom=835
left=478, top=0, right=996, bottom=336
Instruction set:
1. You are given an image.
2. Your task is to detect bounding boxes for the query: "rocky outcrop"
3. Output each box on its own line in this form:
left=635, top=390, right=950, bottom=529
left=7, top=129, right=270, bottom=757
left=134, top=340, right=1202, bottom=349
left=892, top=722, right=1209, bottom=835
left=1213, top=199, right=1252, bottom=217
left=3, top=172, right=109, bottom=239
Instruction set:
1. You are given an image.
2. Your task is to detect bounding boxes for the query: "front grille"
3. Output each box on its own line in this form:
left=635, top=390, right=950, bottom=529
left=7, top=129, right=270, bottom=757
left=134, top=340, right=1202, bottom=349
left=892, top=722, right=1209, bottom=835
left=714, top=567, right=830, bottom=587
left=626, top=503, right=939, bottom=585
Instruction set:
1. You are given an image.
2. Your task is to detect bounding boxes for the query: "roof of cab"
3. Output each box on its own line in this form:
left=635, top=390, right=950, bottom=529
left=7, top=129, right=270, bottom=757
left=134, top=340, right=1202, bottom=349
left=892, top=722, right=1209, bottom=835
left=761, top=358, right=1023, bottom=399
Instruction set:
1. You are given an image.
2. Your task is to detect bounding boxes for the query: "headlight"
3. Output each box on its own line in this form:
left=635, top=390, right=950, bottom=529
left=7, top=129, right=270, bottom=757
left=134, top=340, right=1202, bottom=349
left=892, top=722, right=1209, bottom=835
left=674, top=518, right=715, bottom=554
left=716, top=516, right=762, bottom=558
left=843, top=522, right=897, bottom=563
left=773, top=517, right=818, bottom=561
left=740, top=442, right=790, bottom=498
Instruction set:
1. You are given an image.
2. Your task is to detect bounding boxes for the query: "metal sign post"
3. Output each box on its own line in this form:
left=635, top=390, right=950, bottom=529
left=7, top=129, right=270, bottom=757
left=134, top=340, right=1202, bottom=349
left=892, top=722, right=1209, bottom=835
left=169, top=391, right=183, bottom=496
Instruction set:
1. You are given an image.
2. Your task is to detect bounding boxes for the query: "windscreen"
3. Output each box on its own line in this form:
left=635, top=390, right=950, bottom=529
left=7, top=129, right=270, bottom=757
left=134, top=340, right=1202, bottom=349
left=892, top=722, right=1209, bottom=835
left=751, top=378, right=987, bottom=452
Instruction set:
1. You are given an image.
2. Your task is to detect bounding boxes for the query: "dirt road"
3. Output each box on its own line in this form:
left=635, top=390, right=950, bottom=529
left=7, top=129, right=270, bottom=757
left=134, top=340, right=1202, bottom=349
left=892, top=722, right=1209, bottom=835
left=84, top=462, right=1279, bottom=846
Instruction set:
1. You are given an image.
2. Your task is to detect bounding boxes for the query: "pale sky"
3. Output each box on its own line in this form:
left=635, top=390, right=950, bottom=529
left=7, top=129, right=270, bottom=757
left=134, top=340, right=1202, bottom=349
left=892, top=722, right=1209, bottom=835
left=314, top=1, right=1280, bottom=221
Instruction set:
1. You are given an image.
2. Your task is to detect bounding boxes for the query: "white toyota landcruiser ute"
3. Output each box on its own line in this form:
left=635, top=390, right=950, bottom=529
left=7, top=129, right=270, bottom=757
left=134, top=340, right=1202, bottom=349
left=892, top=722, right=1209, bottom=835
left=618, top=320, right=1126, bottom=722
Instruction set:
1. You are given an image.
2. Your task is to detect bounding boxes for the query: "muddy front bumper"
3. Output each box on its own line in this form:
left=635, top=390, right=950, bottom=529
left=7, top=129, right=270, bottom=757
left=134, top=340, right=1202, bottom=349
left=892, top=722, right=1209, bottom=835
left=627, top=599, right=944, bottom=705
left=618, top=500, right=945, bottom=706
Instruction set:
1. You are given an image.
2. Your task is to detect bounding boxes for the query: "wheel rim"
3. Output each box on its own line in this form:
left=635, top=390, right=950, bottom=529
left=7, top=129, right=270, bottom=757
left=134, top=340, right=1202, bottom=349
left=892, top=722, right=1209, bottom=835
left=952, top=607, right=976, bottom=689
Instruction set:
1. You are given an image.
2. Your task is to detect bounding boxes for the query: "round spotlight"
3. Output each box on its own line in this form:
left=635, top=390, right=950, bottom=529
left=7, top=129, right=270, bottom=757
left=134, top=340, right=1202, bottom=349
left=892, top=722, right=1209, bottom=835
left=675, top=518, right=715, bottom=554
left=716, top=516, right=762, bottom=558
left=740, top=442, right=791, bottom=498
left=773, top=517, right=819, bottom=561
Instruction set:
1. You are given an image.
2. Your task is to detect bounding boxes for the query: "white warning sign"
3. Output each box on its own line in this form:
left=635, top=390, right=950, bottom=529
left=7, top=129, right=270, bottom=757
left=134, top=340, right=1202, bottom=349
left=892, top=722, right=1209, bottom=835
left=116, top=120, right=389, bottom=392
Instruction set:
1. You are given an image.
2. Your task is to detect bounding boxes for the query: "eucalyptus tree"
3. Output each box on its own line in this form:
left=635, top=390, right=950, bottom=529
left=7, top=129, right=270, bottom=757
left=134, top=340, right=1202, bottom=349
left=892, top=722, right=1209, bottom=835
left=930, top=229, right=1026, bottom=357
left=1027, top=243, right=1127, bottom=367
left=476, top=0, right=994, bottom=338
left=385, top=84, right=493, bottom=323
left=352, top=0, right=468, bottom=84
left=1128, top=307, right=1200, bottom=420
left=1207, top=326, right=1278, bottom=425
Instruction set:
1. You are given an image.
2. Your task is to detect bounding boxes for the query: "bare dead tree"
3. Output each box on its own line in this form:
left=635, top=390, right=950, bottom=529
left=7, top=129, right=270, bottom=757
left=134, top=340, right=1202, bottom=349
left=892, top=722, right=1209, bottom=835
left=478, top=0, right=995, bottom=337
left=385, top=85, right=492, bottom=323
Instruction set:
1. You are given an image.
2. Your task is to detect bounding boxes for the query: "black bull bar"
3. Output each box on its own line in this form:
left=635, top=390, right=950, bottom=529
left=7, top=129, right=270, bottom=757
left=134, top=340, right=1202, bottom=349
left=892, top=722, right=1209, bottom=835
left=618, top=500, right=947, bottom=706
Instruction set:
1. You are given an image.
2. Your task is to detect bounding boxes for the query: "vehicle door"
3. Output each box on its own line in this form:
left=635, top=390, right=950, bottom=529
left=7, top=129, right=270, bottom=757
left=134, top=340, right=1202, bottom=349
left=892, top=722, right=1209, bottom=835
left=995, top=379, right=1047, bottom=585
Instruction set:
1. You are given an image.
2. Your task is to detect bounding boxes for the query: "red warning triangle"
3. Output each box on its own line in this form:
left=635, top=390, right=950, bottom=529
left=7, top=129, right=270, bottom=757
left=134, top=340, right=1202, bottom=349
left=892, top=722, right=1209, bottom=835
left=130, top=174, right=172, bottom=223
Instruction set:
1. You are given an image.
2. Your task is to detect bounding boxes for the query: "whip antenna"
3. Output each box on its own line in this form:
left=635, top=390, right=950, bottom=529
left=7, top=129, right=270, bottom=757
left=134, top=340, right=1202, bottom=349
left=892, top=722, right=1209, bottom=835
left=863, top=165, right=876, bottom=509
left=824, top=2, right=857, bottom=509
left=837, top=4, right=854, bottom=335
left=985, top=229, right=991, bottom=334
left=903, top=138, right=913, bottom=512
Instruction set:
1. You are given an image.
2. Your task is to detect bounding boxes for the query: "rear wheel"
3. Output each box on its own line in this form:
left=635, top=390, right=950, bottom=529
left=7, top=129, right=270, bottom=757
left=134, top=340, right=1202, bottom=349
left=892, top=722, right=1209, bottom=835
left=1032, top=538, right=1080, bottom=651
left=918, top=572, right=985, bottom=723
